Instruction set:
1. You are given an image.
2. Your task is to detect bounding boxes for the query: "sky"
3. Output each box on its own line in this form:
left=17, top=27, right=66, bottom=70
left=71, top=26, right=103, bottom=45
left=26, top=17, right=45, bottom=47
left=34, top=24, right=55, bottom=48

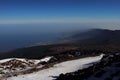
left=0, top=0, right=120, bottom=26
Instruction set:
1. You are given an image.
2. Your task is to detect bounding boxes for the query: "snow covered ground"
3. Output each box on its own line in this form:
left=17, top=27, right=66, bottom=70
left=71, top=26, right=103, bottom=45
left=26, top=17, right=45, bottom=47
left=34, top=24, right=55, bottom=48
left=0, top=56, right=52, bottom=64
left=0, top=56, right=53, bottom=75
left=7, top=54, right=104, bottom=80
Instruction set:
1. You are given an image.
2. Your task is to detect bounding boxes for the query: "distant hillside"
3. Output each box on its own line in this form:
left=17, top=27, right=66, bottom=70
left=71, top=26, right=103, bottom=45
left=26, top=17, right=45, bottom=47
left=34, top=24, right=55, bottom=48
left=0, top=44, right=79, bottom=59
left=1, top=29, right=120, bottom=59
left=62, top=29, right=120, bottom=45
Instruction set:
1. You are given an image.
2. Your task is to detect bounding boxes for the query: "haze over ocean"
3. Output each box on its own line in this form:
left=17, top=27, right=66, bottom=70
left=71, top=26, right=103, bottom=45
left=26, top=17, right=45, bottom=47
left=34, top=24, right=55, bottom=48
left=0, top=0, right=120, bottom=51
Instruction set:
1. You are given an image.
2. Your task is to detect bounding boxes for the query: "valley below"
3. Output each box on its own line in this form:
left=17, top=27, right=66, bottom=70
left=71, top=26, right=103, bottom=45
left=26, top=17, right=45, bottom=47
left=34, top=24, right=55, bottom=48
left=0, top=29, right=120, bottom=80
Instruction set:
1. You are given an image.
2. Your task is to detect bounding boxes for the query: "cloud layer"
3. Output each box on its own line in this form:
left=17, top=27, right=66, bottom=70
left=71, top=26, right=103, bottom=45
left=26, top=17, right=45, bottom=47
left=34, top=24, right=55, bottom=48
left=0, top=18, right=120, bottom=24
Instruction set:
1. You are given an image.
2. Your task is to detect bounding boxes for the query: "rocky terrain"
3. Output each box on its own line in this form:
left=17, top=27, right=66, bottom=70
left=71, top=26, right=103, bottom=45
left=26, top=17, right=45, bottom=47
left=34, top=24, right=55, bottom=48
left=56, top=53, right=120, bottom=80
left=6, top=54, right=104, bottom=80
left=0, top=50, right=103, bottom=80
left=0, top=56, right=53, bottom=79
left=0, top=48, right=119, bottom=80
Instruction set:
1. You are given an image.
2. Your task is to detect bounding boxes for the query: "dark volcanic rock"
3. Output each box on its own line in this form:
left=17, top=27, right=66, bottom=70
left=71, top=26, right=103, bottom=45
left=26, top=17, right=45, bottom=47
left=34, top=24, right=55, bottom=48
left=56, top=53, right=120, bottom=80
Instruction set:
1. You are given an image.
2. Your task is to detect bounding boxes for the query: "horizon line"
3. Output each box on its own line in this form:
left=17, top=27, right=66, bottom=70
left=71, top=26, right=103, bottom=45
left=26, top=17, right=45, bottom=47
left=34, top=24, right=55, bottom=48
left=0, top=18, right=120, bottom=24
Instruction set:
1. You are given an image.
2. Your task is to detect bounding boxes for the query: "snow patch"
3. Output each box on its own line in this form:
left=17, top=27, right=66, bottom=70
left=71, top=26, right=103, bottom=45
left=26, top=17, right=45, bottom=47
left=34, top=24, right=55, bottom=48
left=7, top=54, right=103, bottom=80
left=40, top=56, right=53, bottom=62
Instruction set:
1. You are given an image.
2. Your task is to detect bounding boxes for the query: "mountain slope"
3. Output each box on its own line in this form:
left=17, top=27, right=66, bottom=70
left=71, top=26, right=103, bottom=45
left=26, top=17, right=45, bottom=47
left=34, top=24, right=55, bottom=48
left=56, top=53, right=120, bottom=80
left=63, top=29, right=120, bottom=45
left=6, top=54, right=103, bottom=80
left=1, top=29, right=120, bottom=59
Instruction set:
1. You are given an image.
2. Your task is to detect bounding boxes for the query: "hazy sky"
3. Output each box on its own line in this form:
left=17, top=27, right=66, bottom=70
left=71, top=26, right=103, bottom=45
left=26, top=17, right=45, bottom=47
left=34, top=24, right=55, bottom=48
left=0, top=0, right=120, bottom=29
